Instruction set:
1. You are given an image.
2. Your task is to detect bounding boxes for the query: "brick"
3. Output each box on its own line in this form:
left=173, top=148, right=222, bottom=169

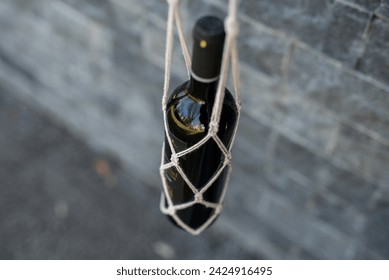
left=376, top=0, right=389, bottom=20
left=60, top=0, right=114, bottom=25
left=135, top=0, right=168, bottom=22
left=238, top=21, right=289, bottom=78
left=288, top=45, right=389, bottom=140
left=332, top=124, right=375, bottom=171
left=224, top=178, right=265, bottom=230
left=295, top=248, right=320, bottom=260
left=288, top=46, right=341, bottom=100
left=354, top=246, right=383, bottom=259
left=274, top=134, right=377, bottom=205
left=325, top=163, right=378, bottom=206
left=233, top=113, right=273, bottom=162
left=321, top=3, right=369, bottom=65
left=227, top=141, right=270, bottom=199
left=363, top=209, right=389, bottom=258
left=228, top=115, right=273, bottom=209
left=274, top=135, right=336, bottom=187
left=254, top=222, right=297, bottom=259
left=0, top=0, right=45, bottom=16
left=224, top=118, right=322, bottom=258
left=243, top=215, right=298, bottom=259
left=276, top=95, right=339, bottom=152
left=240, top=0, right=332, bottom=48
left=332, top=123, right=389, bottom=187
left=308, top=193, right=366, bottom=235
left=0, top=1, right=113, bottom=97
left=241, top=0, right=369, bottom=65
left=257, top=191, right=312, bottom=246
left=220, top=208, right=293, bottom=259
left=342, top=108, right=389, bottom=142
left=265, top=163, right=317, bottom=209
left=358, top=19, right=389, bottom=86
left=367, top=142, right=389, bottom=187
left=345, top=0, right=381, bottom=11
left=141, top=21, right=187, bottom=80
left=369, top=188, right=389, bottom=209
left=110, top=0, right=145, bottom=55
left=257, top=190, right=352, bottom=259
left=239, top=66, right=283, bottom=124
left=0, top=48, right=39, bottom=86
left=235, top=120, right=321, bottom=210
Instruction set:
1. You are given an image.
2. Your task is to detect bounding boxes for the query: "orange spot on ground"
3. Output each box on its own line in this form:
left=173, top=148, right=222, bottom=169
left=94, top=159, right=111, bottom=177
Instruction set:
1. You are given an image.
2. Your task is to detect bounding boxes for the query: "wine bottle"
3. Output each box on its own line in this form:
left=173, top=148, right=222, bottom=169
left=163, top=15, right=238, bottom=231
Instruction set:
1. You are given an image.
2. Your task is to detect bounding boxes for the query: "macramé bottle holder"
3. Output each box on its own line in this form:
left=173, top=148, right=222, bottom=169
left=160, top=0, right=241, bottom=235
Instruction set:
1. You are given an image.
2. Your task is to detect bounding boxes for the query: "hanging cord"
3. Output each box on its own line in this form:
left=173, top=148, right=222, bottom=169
left=160, top=0, right=241, bottom=235
left=210, top=0, right=241, bottom=135
left=162, top=0, right=191, bottom=111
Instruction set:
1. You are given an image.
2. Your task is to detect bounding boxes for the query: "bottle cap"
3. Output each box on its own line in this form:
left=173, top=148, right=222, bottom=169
left=192, top=16, right=225, bottom=80
left=193, top=16, right=225, bottom=44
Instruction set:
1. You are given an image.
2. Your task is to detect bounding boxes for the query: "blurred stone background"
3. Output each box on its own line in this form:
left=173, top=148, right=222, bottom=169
left=0, top=0, right=389, bottom=259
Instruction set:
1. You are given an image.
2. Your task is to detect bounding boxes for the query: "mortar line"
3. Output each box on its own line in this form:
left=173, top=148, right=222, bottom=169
left=334, top=0, right=371, bottom=14
left=354, top=13, right=376, bottom=70
left=279, top=39, right=296, bottom=97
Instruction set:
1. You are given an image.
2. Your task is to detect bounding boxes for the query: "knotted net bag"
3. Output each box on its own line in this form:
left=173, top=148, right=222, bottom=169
left=160, top=0, right=241, bottom=235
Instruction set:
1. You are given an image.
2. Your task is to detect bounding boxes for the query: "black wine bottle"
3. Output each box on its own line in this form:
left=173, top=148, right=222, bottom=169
left=163, top=15, right=238, bottom=231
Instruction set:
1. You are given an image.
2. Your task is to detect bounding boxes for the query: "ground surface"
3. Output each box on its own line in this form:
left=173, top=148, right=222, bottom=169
left=0, top=88, right=260, bottom=259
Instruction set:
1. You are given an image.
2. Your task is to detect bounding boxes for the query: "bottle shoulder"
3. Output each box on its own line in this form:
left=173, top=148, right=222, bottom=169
left=166, top=80, right=238, bottom=140
left=167, top=81, right=238, bottom=111
left=167, top=82, right=205, bottom=136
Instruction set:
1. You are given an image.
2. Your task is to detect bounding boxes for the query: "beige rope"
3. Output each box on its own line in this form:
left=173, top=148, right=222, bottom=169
left=160, top=0, right=241, bottom=235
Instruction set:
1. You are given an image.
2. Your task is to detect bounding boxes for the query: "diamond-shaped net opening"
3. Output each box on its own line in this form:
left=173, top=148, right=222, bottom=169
left=164, top=166, right=194, bottom=205
left=175, top=204, right=216, bottom=230
left=202, top=165, right=229, bottom=204
left=160, top=0, right=241, bottom=235
left=178, top=137, right=225, bottom=189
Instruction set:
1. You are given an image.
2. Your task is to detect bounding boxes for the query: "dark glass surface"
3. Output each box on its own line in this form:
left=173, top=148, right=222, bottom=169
left=162, top=15, right=237, bottom=231
left=163, top=78, right=238, bottom=230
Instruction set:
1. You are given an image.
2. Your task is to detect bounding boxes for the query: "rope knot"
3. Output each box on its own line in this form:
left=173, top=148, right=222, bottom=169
left=224, top=153, right=232, bottom=165
left=170, top=154, right=179, bottom=165
left=209, top=122, right=219, bottom=136
left=236, top=101, right=242, bottom=111
left=194, top=193, right=203, bottom=202
left=167, top=205, right=176, bottom=215
left=225, top=16, right=239, bottom=37
left=215, top=205, right=223, bottom=215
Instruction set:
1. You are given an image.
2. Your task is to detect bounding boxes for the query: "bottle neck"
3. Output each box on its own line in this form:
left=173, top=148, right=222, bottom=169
left=189, top=16, right=225, bottom=102
left=188, top=74, right=219, bottom=101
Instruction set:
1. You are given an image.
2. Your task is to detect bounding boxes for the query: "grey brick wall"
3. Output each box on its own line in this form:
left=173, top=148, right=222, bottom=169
left=1, top=0, right=388, bottom=259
